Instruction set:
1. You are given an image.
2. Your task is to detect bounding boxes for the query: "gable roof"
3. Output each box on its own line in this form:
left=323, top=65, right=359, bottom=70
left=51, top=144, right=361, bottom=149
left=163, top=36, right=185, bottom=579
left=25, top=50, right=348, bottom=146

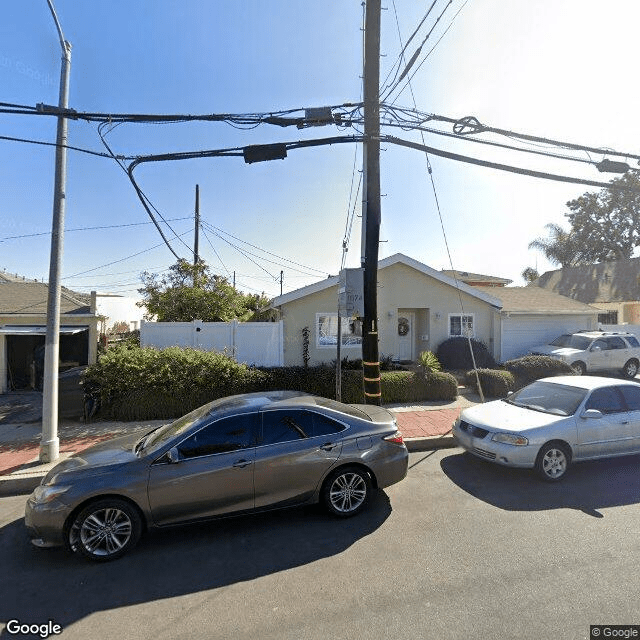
left=530, top=257, right=640, bottom=304
left=440, top=269, right=512, bottom=286
left=485, top=286, right=600, bottom=315
left=271, top=253, right=503, bottom=308
left=0, top=281, right=91, bottom=315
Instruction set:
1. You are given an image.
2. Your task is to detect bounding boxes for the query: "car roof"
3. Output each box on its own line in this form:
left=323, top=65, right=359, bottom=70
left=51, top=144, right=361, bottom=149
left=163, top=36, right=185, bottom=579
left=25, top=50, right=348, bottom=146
left=570, top=331, right=634, bottom=338
left=539, top=375, right=640, bottom=390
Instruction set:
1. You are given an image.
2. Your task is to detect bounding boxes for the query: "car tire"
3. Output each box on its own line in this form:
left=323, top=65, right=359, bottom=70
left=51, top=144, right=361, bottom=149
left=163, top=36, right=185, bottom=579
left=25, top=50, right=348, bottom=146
left=535, top=442, right=571, bottom=482
left=68, top=498, right=142, bottom=561
left=622, top=359, right=639, bottom=379
left=322, top=466, right=372, bottom=517
left=571, top=361, right=586, bottom=375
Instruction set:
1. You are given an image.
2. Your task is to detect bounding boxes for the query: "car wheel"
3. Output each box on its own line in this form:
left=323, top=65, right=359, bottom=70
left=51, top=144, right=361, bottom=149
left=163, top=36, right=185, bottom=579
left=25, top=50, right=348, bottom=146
left=68, top=498, right=142, bottom=561
left=622, top=359, right=639, bottom=379
left=535, top=442, right=571, bottom=482
left=322, top=466, right=371, bottom=517
left=571, top=361, right=586, bottom=375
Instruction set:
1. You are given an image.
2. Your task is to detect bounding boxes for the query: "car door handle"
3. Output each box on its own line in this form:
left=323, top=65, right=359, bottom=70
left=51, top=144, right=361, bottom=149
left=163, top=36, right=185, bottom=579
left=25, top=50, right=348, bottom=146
left=320, top=443, right=337, bottom=451
left=233, top=459, right=253, bottom=468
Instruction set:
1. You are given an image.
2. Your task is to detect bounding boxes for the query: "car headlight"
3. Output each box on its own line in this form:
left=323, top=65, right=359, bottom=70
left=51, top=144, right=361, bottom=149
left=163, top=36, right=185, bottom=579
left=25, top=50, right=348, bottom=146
left=491, top=433, right=529, bottom=446
left=31, top=485, right=71, bottom=504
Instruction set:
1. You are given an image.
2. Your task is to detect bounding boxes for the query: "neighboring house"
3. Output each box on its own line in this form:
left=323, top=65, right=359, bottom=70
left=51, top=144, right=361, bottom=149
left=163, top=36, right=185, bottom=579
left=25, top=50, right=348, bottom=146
left=440, top=269, right=512, bottom=287
left=530, top=257, right=640, bottom=325
left=270, top=253, right=598, bottom=367
left=486, top=287, right=599, bottom=361
left=0, top=272, right=100, bottom=393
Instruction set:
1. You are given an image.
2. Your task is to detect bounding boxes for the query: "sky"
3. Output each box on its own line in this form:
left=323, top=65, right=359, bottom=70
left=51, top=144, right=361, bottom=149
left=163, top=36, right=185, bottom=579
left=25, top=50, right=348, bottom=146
left=2, top=1, right=640, bottom=322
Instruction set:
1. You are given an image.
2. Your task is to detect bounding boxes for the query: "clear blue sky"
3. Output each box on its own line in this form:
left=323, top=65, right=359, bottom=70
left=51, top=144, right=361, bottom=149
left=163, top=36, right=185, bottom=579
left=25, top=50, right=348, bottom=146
left=2, top=1, right=640, bottom=306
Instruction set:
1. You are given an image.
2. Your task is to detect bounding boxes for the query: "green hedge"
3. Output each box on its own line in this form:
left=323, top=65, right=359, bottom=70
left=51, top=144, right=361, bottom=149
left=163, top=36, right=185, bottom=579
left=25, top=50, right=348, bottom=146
left=502, top=355, right=575, bottom=387
left=465, top=368, right=515, bottom=398
left=86, top=346, right=459, bottom=420
left=465, top=355, right=576, bottom=399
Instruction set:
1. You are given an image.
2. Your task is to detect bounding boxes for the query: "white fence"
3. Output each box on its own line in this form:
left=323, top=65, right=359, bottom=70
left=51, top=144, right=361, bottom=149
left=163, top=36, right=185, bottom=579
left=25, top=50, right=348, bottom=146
left=140, top=320, right=284, bottom=367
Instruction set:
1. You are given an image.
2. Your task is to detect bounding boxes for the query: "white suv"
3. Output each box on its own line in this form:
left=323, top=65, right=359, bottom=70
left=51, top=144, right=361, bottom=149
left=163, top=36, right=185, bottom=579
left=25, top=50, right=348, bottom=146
left=530, top=331, right=640, bottom=378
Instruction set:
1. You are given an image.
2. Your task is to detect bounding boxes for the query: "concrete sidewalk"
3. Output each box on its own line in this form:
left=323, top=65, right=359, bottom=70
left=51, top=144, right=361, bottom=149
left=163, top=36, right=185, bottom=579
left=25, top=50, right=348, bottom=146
left=0, top=388, right=479, bottom=496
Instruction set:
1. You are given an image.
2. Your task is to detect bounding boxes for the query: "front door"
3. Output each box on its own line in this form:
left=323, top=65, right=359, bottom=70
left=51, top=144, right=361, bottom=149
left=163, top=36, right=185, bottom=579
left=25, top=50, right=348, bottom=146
left=397, top=311, right=415, bottom=362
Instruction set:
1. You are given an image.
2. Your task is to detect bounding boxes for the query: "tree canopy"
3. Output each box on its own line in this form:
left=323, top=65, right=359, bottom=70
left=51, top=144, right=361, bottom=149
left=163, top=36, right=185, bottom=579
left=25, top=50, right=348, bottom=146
left=528, top=172, right=640, bottom=267
left=138, top=259, right=273, bottom=322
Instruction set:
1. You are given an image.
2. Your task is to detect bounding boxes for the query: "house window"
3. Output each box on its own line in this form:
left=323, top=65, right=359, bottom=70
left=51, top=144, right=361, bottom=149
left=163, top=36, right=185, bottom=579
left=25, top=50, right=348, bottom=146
left=597, top=311, right=618, bottom=325
left=449, top=314, right=474, bottom=337
left=316, top=314, right=362, bottom=348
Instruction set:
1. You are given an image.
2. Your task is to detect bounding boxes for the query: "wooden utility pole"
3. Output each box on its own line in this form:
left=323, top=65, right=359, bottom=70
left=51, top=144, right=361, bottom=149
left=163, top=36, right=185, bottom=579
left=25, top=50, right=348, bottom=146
left=361, top=0, right=382, bottom=405
left=193, top=184, right=200, bottom=286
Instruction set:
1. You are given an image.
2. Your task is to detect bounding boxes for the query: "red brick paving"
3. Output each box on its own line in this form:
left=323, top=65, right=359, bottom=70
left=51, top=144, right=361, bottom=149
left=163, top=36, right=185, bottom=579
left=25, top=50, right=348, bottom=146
left=392, top=408, right=461, bottom=439
left=0, top=436, right=112, bottom=476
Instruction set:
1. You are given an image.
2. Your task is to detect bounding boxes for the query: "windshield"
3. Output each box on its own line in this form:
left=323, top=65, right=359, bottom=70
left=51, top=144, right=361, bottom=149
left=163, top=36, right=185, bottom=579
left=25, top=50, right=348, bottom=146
left=504, top=380, right=587, bottom=416
left=550, top=334, right=592, bottom=350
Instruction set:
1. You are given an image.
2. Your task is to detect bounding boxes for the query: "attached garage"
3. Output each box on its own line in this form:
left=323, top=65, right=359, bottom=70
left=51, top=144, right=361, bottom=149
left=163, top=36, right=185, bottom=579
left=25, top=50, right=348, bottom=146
left=500, top=314, right=597, bottom=361
left=491, top=288, right=599, bottom=362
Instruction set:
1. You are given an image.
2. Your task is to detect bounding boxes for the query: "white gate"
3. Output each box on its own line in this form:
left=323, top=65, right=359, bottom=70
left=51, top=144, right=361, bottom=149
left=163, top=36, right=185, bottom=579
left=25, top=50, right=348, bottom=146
left=140, top=320, right=284, bottom=367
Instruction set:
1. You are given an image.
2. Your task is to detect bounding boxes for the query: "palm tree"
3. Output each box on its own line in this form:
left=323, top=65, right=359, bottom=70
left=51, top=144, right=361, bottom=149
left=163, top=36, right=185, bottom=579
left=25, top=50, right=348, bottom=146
left=528, top=223, right=579, bottom=267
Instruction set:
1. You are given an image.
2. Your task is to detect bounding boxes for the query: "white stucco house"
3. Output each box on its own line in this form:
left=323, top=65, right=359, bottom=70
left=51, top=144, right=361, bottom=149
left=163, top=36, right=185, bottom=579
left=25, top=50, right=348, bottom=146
left=270, top=253, right=599, bottom=366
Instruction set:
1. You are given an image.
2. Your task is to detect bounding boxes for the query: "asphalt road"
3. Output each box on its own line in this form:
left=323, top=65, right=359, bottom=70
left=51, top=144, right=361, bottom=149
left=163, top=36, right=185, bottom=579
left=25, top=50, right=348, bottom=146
left=1, top=449, right=639, bottom=640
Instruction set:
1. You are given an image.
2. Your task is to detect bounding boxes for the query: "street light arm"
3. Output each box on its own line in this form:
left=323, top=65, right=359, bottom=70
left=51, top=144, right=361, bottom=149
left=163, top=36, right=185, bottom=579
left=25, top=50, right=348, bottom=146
left=46, top=0, right=70, bottom=54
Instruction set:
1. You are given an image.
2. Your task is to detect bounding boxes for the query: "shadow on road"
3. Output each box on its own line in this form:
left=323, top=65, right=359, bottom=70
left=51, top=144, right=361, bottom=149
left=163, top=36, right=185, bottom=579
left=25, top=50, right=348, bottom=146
left=441, top=451, right=640, bottom=518
left=0, top=492, right=391, bottom=636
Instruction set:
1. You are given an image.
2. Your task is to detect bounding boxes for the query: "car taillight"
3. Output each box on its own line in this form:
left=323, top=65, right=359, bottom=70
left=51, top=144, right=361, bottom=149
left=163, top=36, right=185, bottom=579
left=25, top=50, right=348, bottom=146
left=383, top=431, right=404, bottom=444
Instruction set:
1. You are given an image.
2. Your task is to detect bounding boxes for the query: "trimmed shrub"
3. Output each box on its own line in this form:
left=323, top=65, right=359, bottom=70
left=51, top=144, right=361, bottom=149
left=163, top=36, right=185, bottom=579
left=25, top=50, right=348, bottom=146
left=436, top=337, right=497, bottom=370
left=502, top=355, right=575, bottom=388
left=85, top=346, right=458, bottom=420
left=381, top=371, right=458, bottom=403
left=465, top=368, right=515, bottom=398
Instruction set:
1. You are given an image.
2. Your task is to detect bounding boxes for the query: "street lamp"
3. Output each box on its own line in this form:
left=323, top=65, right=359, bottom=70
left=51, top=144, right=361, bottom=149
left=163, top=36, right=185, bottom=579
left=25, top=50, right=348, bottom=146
left=40, top=0, right=72, bottom=463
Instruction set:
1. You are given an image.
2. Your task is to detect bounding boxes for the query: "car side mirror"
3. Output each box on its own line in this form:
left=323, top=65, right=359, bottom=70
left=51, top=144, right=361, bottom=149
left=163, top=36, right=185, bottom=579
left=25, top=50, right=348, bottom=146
left=581, top=409, right=603, bottom=419
left=590, top=345, right=602, bottom=352
left=166, top=447, right=181, bottom=463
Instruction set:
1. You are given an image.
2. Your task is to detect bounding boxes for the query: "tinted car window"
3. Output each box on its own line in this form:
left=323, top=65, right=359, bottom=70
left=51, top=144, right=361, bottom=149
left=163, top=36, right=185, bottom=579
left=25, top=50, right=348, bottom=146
left=626, top=336, right=640, bottom=348
left=312, top=413, right=347, bottom=437
left=260, top=410, right=347, bottom=445
left=618, top=385, right=640, bottom=411
left=178, top=413, right=258, bottom=458
left=585, top=388, right=625, bottom=414
left=591, top=339, right=609, bottom=351
left=605, top=337, right=626, bottom=349
left=261, top=410, right=312, bottom=445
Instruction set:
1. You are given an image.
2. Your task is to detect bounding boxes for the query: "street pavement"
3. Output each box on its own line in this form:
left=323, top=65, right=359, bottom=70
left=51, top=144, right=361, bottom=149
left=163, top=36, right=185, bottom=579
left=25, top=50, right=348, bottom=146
left=0, top=387, right=481, bottom=496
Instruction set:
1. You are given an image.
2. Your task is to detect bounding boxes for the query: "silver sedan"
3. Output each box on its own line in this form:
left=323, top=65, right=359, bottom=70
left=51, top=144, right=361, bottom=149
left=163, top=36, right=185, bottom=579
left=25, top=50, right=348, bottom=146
left=25, top=391, right=408, bottom=561
left=453, top=376, right=640, bottom=482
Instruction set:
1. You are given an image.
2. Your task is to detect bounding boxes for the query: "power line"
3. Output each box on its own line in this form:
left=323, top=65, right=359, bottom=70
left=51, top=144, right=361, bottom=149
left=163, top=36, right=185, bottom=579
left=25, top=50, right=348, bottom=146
left=384, top=135, right=640, bottom=191
left=202, top=222, right=329, bottom=276
left=0, top=217, right=190, bottom=243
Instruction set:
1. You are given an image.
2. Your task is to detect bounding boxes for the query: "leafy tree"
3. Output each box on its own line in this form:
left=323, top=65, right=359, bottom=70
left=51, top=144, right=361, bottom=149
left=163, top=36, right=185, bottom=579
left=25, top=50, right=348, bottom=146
left=138, top=259, right=271, bottom=322
left=529, top=172, right=640, bottom=266
left=521, top=267, right=540, bottom=283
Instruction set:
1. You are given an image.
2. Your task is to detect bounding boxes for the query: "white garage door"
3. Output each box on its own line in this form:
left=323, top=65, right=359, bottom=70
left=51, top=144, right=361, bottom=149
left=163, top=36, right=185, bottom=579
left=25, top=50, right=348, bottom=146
left=501, top=315, right=595, bottom=362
